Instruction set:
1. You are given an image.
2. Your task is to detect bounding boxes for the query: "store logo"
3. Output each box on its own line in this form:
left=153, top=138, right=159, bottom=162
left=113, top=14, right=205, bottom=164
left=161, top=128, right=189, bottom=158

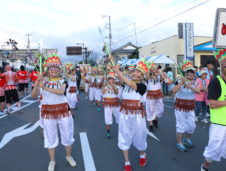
left=221, top=23, right=226, bottom=35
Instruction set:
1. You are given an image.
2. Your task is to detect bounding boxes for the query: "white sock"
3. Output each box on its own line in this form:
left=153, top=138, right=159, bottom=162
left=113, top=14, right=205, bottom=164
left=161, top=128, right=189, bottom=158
left=125, top=161, right=130, bottom=166
left=140, top=153, right=146, bottom=158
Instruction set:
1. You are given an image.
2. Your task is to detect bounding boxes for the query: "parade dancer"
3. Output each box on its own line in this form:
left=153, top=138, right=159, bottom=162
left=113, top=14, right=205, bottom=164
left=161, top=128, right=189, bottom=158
left=146, top=62, right=166, bottom=132
left=172, top=61, right=200, bottom=152
left=31, top=54, right=76, bottom=171
left=17, top=65, right=29, bottom=98
left=94, top=66, right=104, bottom=111
left=0, top=67, right=6, bottom=115
left=102, top=70, right=120, bottom=139
left=30, top=66, right=39, bottom=90
left=201, top=52, right=226, bottom=171
left=89, top=67, right=97, bottom=104
left=65, top=63, right=78, bottom=110
left=84, top=66, right=91, bottom=100
left=112, top=59, right=149, bottom=171
left=2, top=64, right=21, bottom=114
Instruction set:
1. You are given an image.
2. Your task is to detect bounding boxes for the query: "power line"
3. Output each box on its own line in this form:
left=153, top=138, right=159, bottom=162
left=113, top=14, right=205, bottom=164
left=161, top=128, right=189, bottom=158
left=114, top=0, right=210, bottom=44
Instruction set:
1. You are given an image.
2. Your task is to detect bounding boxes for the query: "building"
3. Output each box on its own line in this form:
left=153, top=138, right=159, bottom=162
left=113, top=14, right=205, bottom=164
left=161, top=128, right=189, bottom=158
left=112, top=42, right=138, bottom=61
left=0, top=49, right=39, bottom=69
left=139, top=35, right=216, bottom=69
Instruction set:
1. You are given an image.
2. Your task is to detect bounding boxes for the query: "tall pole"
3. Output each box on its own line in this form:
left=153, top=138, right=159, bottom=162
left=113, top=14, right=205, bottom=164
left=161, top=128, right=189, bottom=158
left=109, top=16, right=112, bottom=55
left=133, top=22, right=138, bottom=46
left=25, top=34, right=32, bottom=66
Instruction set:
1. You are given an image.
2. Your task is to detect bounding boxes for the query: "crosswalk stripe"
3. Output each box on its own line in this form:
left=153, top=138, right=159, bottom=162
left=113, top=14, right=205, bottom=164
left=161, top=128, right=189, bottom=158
left=80, top=132, right=96, bottom=171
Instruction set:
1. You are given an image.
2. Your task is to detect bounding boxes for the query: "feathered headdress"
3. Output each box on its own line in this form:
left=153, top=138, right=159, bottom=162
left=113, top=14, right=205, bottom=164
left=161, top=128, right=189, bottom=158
left=180, top=60, right=194, bottom=72
left=135, top=58, right=150, bottom=74
left=214, top=49, right=226, bottom=62
left=107, top=70, right=116, bottom=79
left=128, top=65, right=135, bottom=70
left=43, top=53, right=62, bottom=71
left=149, top=62, right=157, bottom=70
left=64, top=62, right=75, bottom=71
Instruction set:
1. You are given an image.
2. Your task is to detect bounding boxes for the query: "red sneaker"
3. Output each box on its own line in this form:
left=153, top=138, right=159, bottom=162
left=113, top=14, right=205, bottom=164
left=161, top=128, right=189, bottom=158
left=124, top=164, right=132, bottom=171
left=139, top=157, right=147, bottom=167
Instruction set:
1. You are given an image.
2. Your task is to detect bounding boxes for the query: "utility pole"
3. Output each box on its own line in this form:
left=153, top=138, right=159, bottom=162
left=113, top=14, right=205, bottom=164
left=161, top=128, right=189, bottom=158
left=109, top=16, right=112, bottom=54
left=133, top=22, right=138, bottom=46
left=25, top=34, right=32, bottom=66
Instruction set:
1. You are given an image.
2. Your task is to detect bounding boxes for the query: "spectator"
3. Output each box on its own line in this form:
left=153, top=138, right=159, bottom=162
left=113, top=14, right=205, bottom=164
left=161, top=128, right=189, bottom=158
left=205, top=61, right=214, bottom=81
left=166, top=67, right=173, bottom=94
left=194, top=66, right=199, bottom=79
left=0, top=67, right=6, bottom=115
left=162, top=68, right=168, bottom=95
left=195, top=70, right=210, bottom=123
left=76, top=66, right=81, bottom=90
left=198, top=66, right=205, bottom=78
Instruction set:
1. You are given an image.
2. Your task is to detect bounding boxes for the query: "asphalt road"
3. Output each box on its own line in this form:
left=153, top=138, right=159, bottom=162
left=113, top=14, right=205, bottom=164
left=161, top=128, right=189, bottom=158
left=0, top=92, right=225, bottom=171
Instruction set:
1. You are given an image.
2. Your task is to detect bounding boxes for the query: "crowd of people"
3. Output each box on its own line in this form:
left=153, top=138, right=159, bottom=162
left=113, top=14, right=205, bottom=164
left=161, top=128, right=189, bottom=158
left=0, top=53, right=225, bottom=171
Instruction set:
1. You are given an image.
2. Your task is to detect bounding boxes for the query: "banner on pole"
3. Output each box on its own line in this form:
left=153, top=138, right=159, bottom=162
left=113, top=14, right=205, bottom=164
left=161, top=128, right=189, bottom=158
left=184, top=23, right=194, bottom=61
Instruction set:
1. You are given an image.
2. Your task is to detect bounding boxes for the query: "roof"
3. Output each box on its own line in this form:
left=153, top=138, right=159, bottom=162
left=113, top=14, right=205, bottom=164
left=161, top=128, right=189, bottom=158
left=112, top=42, right=138, bottom=55
left=194, top=41, right=216, bottom=51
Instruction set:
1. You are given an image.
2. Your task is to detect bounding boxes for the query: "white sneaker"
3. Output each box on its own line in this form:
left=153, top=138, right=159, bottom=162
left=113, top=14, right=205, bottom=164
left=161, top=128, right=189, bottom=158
left=206, top=113, right=210, bottom=117
left=48, top=161, right=56, bottom=171
left=195, top=116, right=199, bottom=122
left=66, top=156, right=76, bottom=167
left=202, top=118, right=209, bottom=124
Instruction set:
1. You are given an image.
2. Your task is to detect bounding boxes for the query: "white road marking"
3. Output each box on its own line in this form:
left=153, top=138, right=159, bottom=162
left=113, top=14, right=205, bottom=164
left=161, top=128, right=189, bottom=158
left=22, top=100, right=35, bottom=103
left=0, top=95, right=38, bottom=119
left=163, top=99, right=174, bottom=102
left=0, top=121, right=39, bottom=149
left=146, top=129, right=160, bottom=141
left=80, top=132, right=96, bottom=171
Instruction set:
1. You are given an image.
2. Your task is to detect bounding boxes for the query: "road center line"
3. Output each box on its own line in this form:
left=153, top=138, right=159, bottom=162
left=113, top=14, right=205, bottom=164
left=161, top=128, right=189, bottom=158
left=80, top=132, right=96, bottom=171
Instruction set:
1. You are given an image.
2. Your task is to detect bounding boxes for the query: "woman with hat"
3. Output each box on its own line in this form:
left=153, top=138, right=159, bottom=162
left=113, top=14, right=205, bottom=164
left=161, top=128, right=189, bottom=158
left=195, top=70, right=210, bottom=123
left=172, top=61, right=200, bottom=152
left=112, top=59, right=148, bottom=171
left=31, top=54, right=76, bottom=171
left=102, top=70, right=120, bottom=139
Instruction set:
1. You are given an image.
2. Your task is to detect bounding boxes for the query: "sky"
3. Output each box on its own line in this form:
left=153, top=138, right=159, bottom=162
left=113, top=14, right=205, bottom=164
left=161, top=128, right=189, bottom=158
left=0, top=0, right=225, bottom=63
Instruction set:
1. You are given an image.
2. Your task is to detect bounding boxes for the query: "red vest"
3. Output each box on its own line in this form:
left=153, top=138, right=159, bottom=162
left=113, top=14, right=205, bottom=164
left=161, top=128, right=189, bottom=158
left=17, top=71, right=28, bottom=80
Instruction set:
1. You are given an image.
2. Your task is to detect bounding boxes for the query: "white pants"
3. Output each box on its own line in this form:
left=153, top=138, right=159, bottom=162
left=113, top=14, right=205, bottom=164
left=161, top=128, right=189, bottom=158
left=146, top=99, right=164, bottom=121
left=104, top=106, right=120, bottom=125
left=203, top=124, right=226, bottom=162
left=89, top=87, right=95, bottom=101
left=118, top=86, right=123, bottom=99
left=42, top=116, right=74, bottom=148
left=85, top=83, right=89, bottom=93
left=67, top=92, right=78, bottom=109
left=174, top=109, right=196, bottom=134
left=118, top=113, right=147, bottom=151
left=94, top=88, right=102, bottom=102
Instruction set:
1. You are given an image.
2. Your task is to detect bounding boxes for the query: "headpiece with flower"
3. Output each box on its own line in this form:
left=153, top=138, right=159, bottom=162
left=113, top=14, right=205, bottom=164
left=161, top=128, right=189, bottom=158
left=214, top=49, right=226, bottom=62
left=180, top=60, right=194, bottom=72
left=135, top=59, right=150, bottom=74
left=43, top=53, right=62, bottom=71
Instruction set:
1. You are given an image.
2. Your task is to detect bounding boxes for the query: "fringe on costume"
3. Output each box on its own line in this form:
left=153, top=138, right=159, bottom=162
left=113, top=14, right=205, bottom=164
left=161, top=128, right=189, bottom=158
left=103, top=97, right=119, bottom=107
left=174, top=98, right=195, bottom=112
left=41, top=103, right=70, bottom=119
left=69, top=86, right=77, bottom=93
left=120, top=99, right=145, bottom=117
left=146, top=90, right=163, bottom=99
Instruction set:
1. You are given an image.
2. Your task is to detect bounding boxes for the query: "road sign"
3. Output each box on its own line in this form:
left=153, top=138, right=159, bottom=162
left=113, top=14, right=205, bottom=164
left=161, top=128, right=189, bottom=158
left=183, top=23, right=194, bottom=61
left=213, top=8, right=226, bottom=48
left=66, top=46, right=83, bottom=55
